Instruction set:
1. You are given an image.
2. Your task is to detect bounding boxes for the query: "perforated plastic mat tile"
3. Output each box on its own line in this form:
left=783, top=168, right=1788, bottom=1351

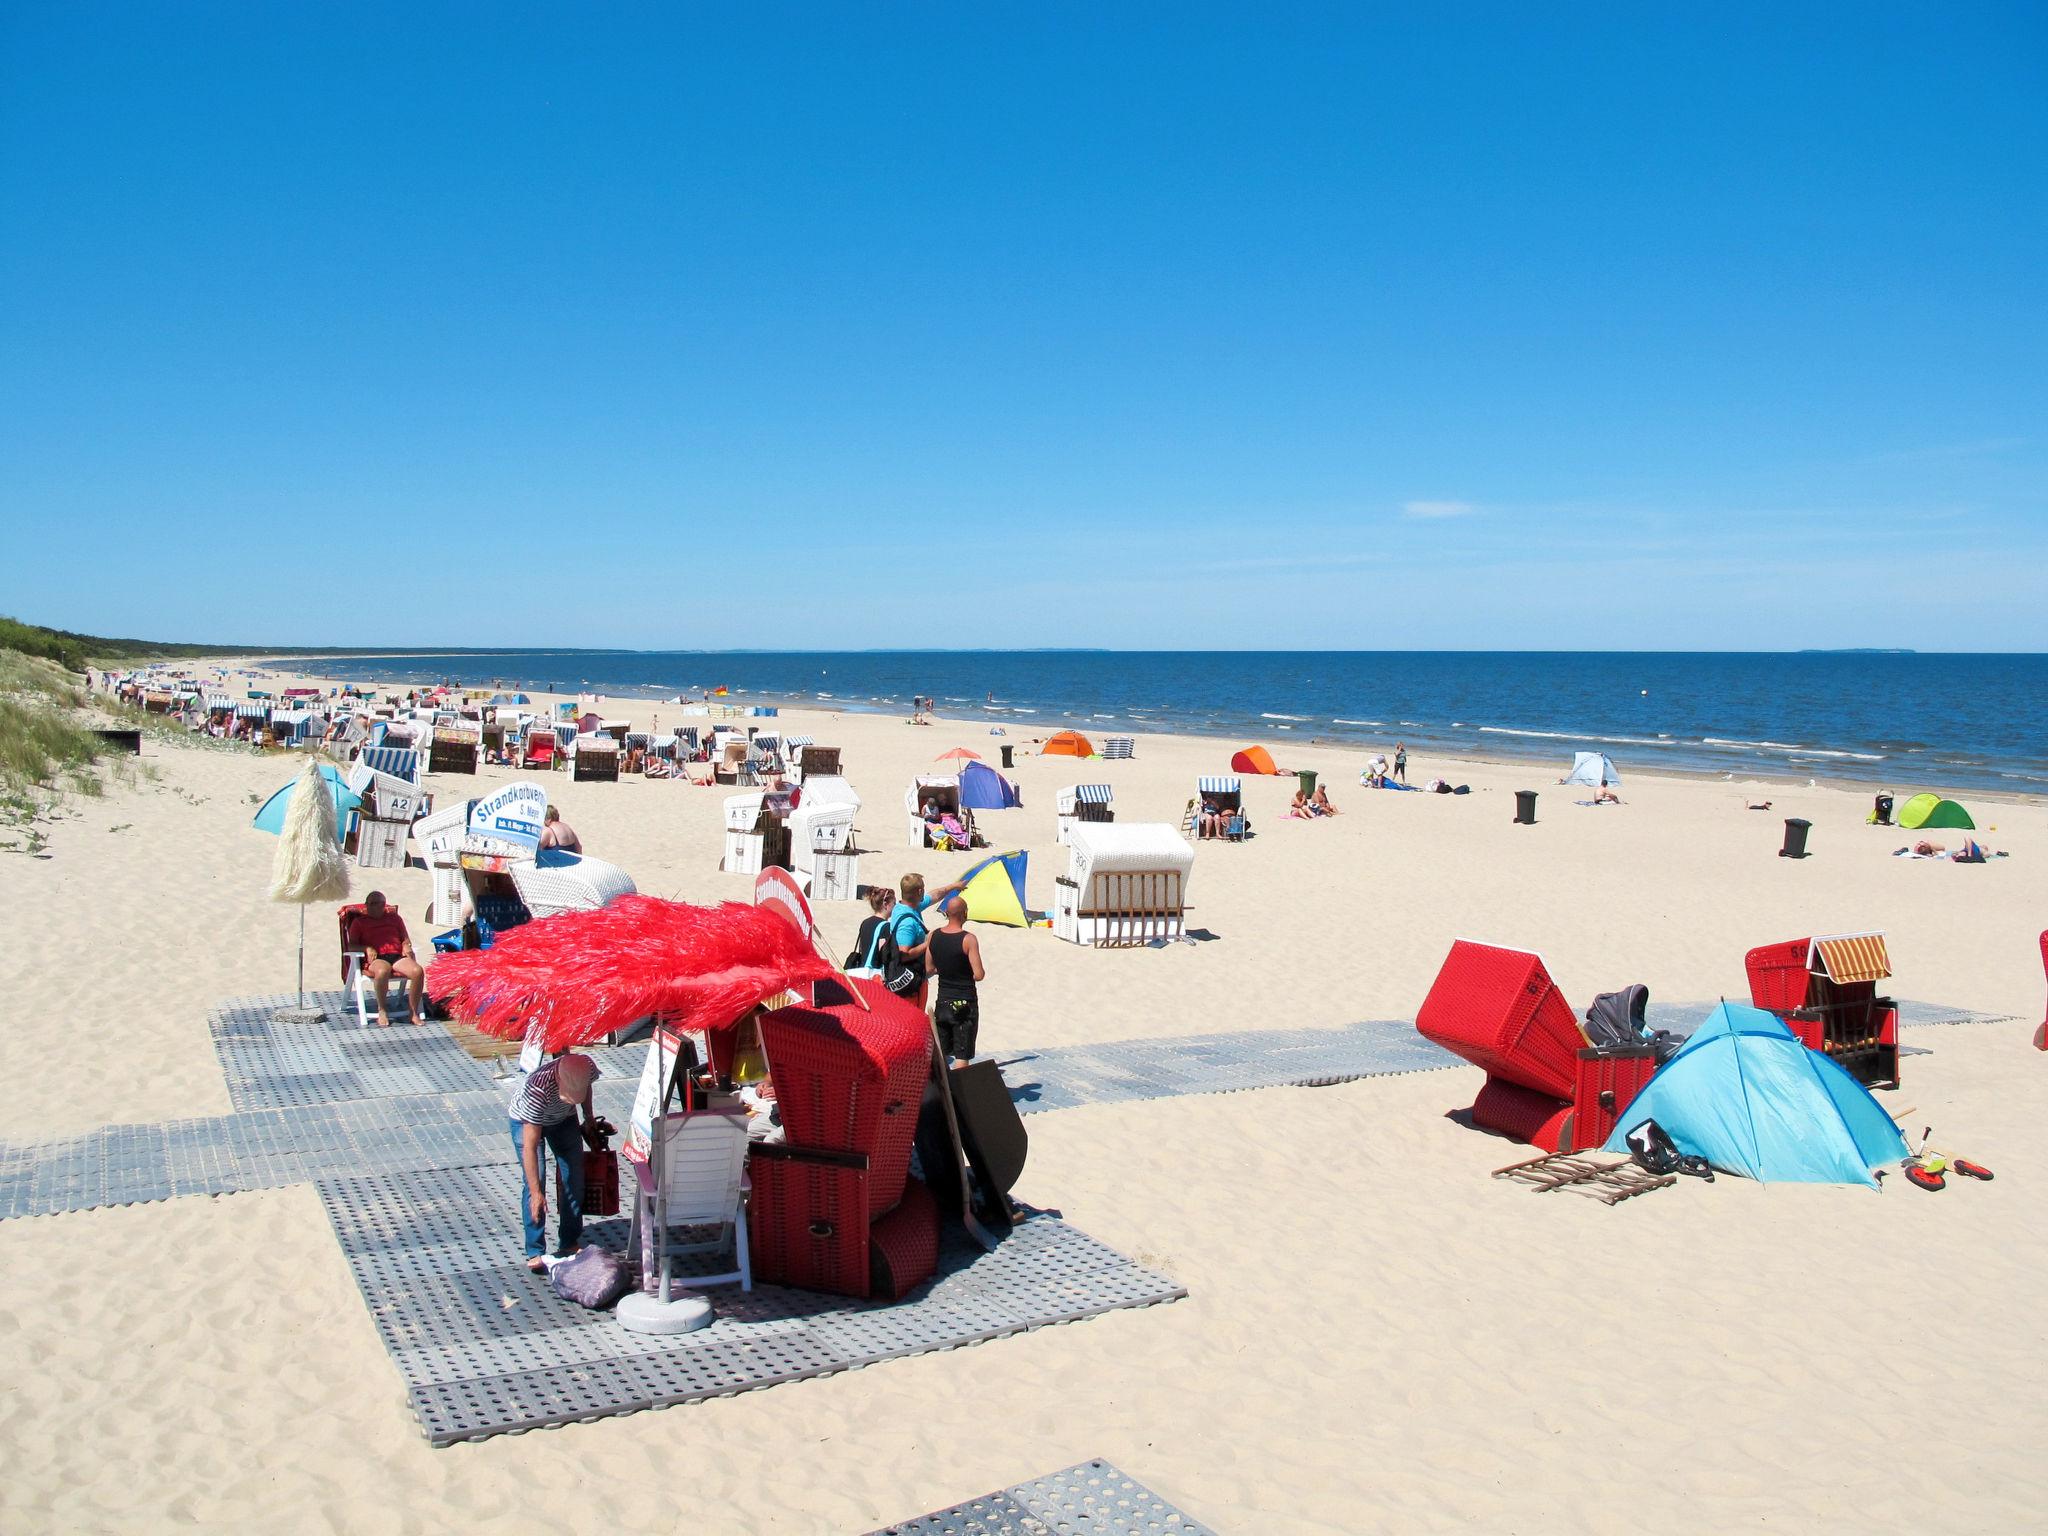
left=1005, top=1019, right=1458, bottom=1113
left=3, top=995, right=2018, bottom=1222
left=209, top=992, right=495, bottom=1110
left=868, top=1458, right=1216, bottom=1535
left=315, top=1165, right=1186, bottom=1445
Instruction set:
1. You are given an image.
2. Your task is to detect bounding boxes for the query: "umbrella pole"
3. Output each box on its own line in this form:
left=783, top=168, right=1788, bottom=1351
left=273, top=903, right=326, bottom=1026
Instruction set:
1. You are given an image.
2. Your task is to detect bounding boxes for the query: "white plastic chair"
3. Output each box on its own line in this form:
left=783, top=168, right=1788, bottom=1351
left=625, top=1110, right=752, bottom=1291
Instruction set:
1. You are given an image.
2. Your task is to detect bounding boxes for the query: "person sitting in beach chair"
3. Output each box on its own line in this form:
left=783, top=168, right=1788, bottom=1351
left=1196, top=795, right=1228, bottom=839
left=342, top=891, right=425, bottom=1028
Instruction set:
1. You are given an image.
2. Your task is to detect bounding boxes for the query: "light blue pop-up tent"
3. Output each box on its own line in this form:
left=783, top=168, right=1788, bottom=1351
left=251, top=763, right=360, bottom=836
left=1604, top=1001, right=1906, bottom=1187
left=1564, top=751, right=1620, bottom=787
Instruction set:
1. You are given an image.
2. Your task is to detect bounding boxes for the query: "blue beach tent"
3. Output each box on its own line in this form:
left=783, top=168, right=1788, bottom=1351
left=250, top=763, right=360, bottom=836
left=958, top=760, right=1022, bottom=810
left=1604, top=1002, right=1906, bottom=1187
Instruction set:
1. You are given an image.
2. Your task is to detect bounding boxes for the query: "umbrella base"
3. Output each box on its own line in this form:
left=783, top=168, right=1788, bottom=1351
left=273, top=1005, right=328, bottom=1025
left=616, top=1288, right=714, bottom=1335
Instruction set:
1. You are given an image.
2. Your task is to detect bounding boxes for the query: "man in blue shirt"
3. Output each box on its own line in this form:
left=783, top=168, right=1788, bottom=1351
left=888, top=872, right=966, bottom=1009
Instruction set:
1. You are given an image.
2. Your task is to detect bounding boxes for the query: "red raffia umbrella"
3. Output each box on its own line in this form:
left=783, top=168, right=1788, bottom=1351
left=934, top=747, right=983, bottom=763
left=427, top=895, right=835, bottom=1053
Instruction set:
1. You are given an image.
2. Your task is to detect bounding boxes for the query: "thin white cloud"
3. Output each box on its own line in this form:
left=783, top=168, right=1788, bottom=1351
left=1401, top=499, right=1476, bottom=519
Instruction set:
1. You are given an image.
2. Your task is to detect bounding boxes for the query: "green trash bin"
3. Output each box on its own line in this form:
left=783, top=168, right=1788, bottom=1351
left=1297, top=770, right=1318, bottom=797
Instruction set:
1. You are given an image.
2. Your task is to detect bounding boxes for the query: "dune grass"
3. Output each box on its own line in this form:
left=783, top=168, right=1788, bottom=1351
left=0, top=650, right=109, bottom=843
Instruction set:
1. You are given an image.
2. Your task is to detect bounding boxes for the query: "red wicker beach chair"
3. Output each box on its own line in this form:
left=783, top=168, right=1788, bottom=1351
left=1744, top=933, right=1900, bottom=1087
left=1415, top=940, right=1657, bottom=1153
left=758, top=980, right=932, bottom=1215
left=2034, top=930, right=2046, bottom=1051
left=868, top=1176, right=939, bottom=1300
left=745, top=1143, right=872, bottom=1299
left=1416, top=940, right=1584, bottom=1100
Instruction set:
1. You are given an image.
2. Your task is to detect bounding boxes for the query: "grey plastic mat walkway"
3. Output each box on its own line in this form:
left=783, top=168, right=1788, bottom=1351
left=320, top=1165, right=1185, bottom=1445
left=867, top=1458, right=1215, bottom=1535
left=0, top=993, right=2016, bottom=1223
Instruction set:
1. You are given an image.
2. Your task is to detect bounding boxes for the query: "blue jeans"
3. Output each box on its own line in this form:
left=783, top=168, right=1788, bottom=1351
left=511, top=1117, right=586, bottom=1259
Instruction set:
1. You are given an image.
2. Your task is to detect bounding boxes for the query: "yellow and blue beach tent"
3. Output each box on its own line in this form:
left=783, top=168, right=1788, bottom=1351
left=957, top=851, right=1035, bottom=927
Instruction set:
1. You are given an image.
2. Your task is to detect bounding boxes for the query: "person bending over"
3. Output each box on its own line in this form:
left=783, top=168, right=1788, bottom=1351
left=511, top=1052, right=602, bottom=1273
left=350, top=890, right=424, bottom=1028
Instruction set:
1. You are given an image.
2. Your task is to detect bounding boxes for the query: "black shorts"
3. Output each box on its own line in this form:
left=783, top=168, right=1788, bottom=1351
left=933, top=989, right=979, bottom=1061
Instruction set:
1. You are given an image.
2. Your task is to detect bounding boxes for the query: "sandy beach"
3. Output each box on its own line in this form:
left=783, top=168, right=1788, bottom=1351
left=2, top=668, right=2043, bottom=1535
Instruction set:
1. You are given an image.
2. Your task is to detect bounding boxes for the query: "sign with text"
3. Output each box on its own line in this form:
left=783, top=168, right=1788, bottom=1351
left=624, top=1025, right=697, bottom=1166
left=466, top=780, right=547, bottom=857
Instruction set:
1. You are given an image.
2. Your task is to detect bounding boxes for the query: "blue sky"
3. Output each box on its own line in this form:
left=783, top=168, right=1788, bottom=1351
left=2, top=4, right=2043, bottom=650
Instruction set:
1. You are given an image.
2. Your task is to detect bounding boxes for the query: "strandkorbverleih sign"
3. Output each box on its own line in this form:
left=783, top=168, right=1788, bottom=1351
left=466, top=780, right=547, bottom=858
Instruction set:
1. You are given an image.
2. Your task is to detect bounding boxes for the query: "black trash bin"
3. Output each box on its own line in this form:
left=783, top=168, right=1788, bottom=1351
left=1780, top=817, right=1812, bottom=859
left=1514, top=789, right=1538, bottom=825
left=1000, top=744, right=1014, bottom=769
left=1873, top=793, right=1894, bottom=826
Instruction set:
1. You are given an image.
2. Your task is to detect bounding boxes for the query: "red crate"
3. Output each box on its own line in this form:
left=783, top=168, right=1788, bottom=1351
left=759, top=977, right=932, bottom=1215
left=1416, top=941, right=1585, bottom=1100
left=1569, top=1047, right=1659, bottom=1150
left=746, top=1144, right=872, bottom=1299
left=868, top=1177, right=939, bottom=1301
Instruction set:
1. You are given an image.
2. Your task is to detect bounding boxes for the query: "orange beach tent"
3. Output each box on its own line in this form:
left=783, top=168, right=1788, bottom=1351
left=1230, top=746, right=1282, bottom=775
left=1041, top=730, right=1097, bottom=758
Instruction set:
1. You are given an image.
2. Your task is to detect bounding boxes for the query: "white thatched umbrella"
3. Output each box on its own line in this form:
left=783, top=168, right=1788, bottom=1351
left=268, top=757, right=352, bottom=1023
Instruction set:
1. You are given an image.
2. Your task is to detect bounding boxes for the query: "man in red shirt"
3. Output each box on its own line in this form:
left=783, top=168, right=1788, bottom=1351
left=349, top=890, right=424, bottom=1027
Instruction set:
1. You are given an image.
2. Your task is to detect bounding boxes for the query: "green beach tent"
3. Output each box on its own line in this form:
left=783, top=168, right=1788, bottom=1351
left=1897, top=793, right=1975, bottom=831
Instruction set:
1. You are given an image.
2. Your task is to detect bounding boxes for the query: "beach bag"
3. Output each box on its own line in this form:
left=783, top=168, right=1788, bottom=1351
left=877, top=932, right=922, bottom=998
left=548, top=1246, right=631, bottom=1310
left=1624, top=1119, right=1682, bottom=1175
left=846, top=915, right=883, bottom=970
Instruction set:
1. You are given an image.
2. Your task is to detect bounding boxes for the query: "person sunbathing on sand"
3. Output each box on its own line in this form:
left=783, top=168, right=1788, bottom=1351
left=1289, top=789, right=1310, bottom=819
left=1311, top=785, right=1339, bottom=815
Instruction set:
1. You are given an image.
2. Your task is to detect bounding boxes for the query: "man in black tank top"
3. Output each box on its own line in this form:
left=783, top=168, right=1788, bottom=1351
left=927, top=896, right=985, bottom=1067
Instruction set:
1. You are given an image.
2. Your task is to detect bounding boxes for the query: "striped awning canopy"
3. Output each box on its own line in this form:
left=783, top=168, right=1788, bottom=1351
left=1812, top=933, right=1890, bottom=984
left=783, top=735, right=814, bottom=748
left=358, top=746, right=421, bottom=782
left=1197, top=776, right=1241, bottom=794
left=1074, top=783, right=1114, bottom=804
left=234, top=701, right=269, bottom=718
left=205, top=694, right=232, bottom=711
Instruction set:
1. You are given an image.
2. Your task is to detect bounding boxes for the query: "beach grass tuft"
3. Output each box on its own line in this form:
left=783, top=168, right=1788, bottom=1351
left=0, top=648, right=108, bottom=840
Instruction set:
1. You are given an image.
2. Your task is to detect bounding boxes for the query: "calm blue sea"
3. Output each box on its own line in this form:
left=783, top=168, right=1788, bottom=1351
left=296, top=650, right=2047, bottom=794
